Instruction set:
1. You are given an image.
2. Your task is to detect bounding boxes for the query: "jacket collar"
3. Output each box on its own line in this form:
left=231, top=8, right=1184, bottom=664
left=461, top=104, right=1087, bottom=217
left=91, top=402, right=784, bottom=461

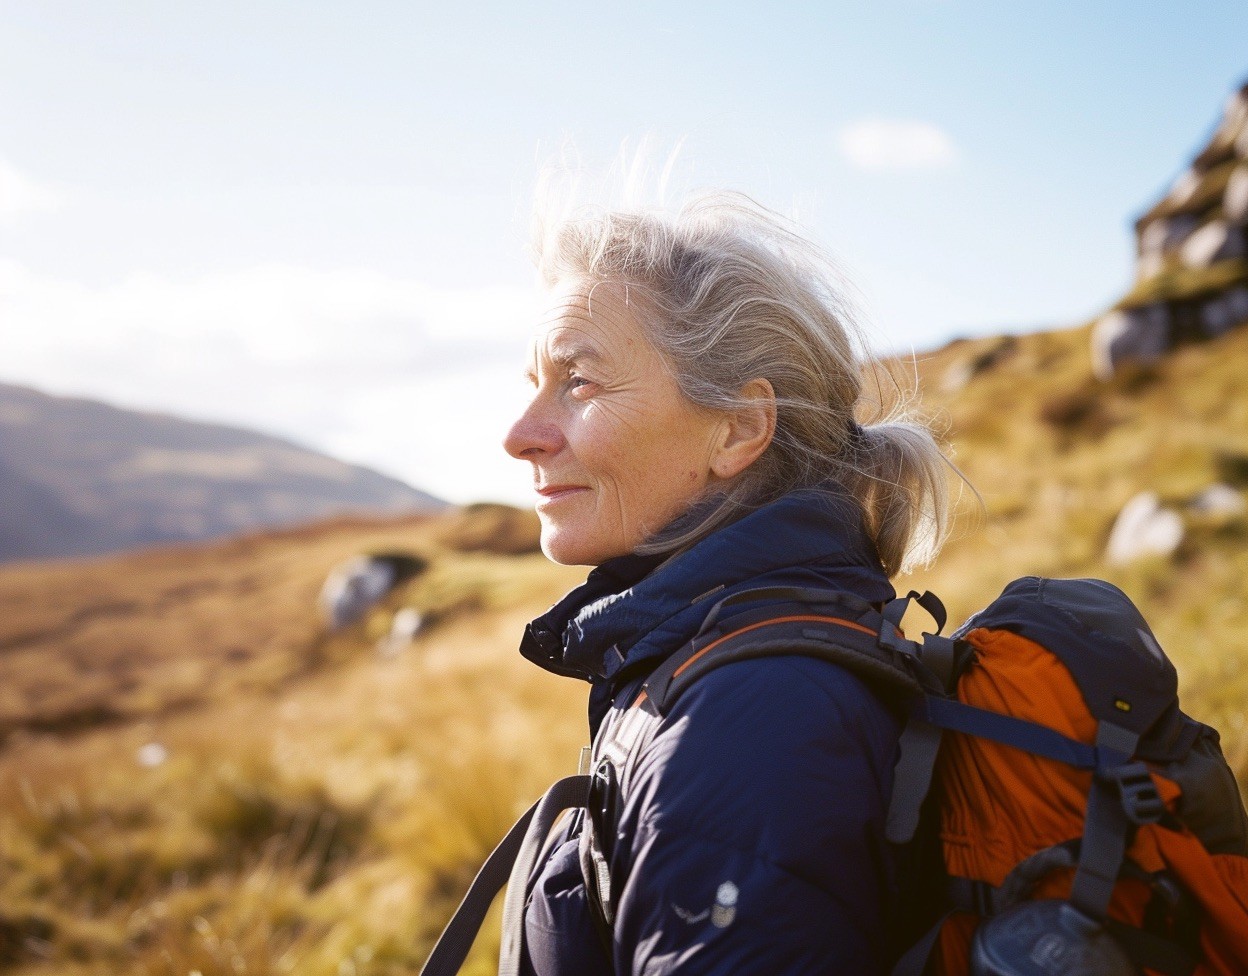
left=520, top=484, right=894, bottom=688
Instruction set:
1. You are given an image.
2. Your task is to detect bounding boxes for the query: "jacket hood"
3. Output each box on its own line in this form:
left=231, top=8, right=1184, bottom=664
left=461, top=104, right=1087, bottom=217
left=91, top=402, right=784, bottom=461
left=520, top=484, right=894, bottom=694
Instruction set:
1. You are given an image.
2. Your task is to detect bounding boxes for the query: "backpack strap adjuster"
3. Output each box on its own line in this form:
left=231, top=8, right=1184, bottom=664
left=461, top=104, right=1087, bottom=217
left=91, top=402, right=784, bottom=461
left=1102, top=760, right=1165, bottom=825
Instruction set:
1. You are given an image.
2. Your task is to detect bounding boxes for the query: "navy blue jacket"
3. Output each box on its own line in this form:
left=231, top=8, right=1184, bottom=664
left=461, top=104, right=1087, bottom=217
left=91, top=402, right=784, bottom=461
left=518, top=487, right=903, bottom=975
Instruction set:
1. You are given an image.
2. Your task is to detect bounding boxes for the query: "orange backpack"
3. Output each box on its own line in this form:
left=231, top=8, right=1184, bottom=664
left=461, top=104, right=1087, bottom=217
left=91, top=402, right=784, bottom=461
left=915, top=578, right=1248, bottom=976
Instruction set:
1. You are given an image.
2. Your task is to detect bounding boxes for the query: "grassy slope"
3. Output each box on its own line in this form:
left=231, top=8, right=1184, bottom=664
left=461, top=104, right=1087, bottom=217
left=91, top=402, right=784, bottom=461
left=1, top=325, right=1247, bottom=974
left=0, top=507, right=587, bottom=975
left=893, top=322, right=1248, bottom=765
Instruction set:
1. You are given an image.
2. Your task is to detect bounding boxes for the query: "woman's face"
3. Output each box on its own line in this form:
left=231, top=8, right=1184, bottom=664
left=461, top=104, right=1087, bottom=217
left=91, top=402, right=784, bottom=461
left=504, top=283, right=727, bottom=566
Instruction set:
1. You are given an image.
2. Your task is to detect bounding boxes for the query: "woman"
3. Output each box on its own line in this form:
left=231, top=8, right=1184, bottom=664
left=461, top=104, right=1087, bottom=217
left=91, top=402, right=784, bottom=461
left=503, top=194, right=954, bottom=975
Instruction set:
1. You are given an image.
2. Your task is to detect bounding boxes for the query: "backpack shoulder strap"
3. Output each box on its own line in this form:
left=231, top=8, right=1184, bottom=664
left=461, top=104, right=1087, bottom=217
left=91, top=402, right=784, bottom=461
left=634, top=586, right=971, bottom=849
left=420, top=774, right=592, bottom=976
left=635, top=585, right=940, bottom=718
left=578, top=586, right=969, bottom=939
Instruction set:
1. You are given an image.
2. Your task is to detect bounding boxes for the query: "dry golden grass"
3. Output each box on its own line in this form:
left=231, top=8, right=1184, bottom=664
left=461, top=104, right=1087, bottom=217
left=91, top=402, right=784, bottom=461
left=0, top=507, right=585, bottom=975
left=1, top=323, right=1247, bottom=974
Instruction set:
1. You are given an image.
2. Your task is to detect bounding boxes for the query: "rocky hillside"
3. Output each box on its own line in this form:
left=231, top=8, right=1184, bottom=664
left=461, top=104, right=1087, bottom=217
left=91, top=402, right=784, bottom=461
left=894, top=318, right=1248, bottom=750
left=1093, top=79, right=1248, bottom=377
left=0, top=320, right=1245, bottom=975
left=0, top=381, right=445, bottom=563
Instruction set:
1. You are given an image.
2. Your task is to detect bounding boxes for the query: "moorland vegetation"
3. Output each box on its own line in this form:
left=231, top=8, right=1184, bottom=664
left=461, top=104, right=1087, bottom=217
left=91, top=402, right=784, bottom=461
left=2, top=322, right=1247, bottom=975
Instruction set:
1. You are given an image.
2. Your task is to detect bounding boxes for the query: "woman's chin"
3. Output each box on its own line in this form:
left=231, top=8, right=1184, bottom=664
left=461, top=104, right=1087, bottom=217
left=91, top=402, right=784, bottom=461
left=540, top=533, right=594, bottom=566
left=539, top=523, right=623, bottom=567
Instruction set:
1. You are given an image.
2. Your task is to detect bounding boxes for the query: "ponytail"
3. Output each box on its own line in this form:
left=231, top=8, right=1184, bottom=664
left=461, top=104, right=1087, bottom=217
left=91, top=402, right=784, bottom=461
left=843, top=418, right=953, bottom=576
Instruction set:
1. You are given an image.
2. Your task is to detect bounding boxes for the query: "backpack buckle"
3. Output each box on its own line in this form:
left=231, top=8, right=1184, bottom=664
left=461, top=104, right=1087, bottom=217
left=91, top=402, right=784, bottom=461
left=1103, top=761, right=1165, bottom=825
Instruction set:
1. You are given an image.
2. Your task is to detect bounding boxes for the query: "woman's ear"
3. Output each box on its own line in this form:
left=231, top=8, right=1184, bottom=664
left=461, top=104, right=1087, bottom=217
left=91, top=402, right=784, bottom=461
left=710, top=378, right=777, bottom=480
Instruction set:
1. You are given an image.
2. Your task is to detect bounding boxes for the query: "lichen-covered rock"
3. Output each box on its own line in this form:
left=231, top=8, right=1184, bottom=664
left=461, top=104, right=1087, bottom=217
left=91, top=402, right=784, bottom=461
left=318, top=552, right=427, bottom=630
left=1200, top=286, right=1248, bottom=338
left=1139, top=213, right=1199, bottom=257
left=1093, top=79, right=1248, bottom=374
left=1225, top=166, right=1248, bottom=223
left=1180, top=220, right=1246, bottom=268
left=1189, top=483, right=1247, bottom=519
left=1091, top=305, right=1170, bottom=380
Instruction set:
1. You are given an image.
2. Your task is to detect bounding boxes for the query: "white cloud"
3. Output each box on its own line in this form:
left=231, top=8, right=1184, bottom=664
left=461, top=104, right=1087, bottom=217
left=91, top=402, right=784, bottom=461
left=838, top=119, right=958, bottom=171
left=0, top=261, right=541, bottom=504
left=0, top=158, right=63, bottom=217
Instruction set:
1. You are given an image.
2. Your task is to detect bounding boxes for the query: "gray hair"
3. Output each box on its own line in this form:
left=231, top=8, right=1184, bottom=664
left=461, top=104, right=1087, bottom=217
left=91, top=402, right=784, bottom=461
left=533, top=192, right=960, bottom=576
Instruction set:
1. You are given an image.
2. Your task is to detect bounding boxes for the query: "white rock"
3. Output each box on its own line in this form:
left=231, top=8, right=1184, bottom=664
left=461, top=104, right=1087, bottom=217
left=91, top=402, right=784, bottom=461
left=1106, top=492, right=1184, bottom=565
left=1138, top=221, right=1167, bottom=257
left=136, top=742, right=169, bottom=768
left=1189, top=483, right=1247, bottom=518
left=377, top=607, right=425, bottom=657
left=1090, top=305, right=1170, bottom=381
left=1180, top=220, right=1245, bottom=268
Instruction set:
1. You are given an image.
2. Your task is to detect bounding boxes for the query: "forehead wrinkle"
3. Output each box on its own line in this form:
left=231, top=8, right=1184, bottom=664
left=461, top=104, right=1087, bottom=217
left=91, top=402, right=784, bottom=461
left=547, top=340, right=604, bottom=368
left=522, top=333, right=605, bottom=384
left=524, top=283, right=650, bottom=384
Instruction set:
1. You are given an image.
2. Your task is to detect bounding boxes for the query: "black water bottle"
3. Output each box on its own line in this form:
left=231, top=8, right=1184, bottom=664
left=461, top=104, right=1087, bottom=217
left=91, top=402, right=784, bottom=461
left=969, top=900, right=1138, bottom=976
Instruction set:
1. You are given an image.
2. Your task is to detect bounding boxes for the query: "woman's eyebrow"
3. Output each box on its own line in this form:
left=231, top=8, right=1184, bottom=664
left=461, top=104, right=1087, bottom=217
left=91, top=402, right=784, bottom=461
left=523, top=343, right=604, bottom=383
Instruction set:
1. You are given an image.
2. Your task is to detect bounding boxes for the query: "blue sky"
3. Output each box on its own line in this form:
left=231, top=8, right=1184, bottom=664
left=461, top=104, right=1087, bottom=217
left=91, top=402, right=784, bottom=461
left=1, top=2, right=1245, bottom=503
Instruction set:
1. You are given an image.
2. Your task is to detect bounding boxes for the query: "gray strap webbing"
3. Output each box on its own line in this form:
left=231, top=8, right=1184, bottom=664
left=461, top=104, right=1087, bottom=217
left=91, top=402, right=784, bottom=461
left=1069, top=723, right=1140, bottom=922
left=885, top=634, right=959, bottom=844
left=886, top=718, right=943, bottom=844
left=498, top=775, right=591, bottom=976
left=420, top=774, right=590, bottom=976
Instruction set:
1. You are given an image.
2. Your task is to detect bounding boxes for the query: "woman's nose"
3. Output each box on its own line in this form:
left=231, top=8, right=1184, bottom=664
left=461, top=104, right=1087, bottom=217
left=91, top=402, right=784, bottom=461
left=503, top=395, right=564, bottom=460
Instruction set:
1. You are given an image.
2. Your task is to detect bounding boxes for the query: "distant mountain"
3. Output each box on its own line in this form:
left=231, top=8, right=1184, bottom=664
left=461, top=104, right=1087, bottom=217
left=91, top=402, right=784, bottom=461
left=0, top=381, right=446, bottom=562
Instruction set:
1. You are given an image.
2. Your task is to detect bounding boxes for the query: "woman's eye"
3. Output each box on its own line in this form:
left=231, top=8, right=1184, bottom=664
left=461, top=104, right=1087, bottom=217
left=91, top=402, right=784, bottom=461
left=568, top=374, right=595, bottom=394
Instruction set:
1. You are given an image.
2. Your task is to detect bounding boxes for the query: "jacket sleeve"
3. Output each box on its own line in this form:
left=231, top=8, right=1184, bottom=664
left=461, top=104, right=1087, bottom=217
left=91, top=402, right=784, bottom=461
left=609, top=655, right=902, bottom=975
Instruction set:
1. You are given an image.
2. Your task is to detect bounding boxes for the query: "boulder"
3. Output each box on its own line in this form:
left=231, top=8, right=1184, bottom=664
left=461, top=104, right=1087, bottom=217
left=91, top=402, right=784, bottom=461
left=1091, top=305, right=1171, bottom=380
left=1180, top=220, right=1246, bottom=268
left=1199, top=286, right=1248, bottom=338
left=1137, top=251, right=1165, bottom=280
left=1139, top=213, right=1199, bottom=256
left=1105, top=492, right=1184, bottom=566
left=1189, top=483, right=1247, bottom=519
left=1211, top=91, right=1248, bottom=155
left=318, top=552, right=427, bottom=630
left=1225, top=166, right=1248, bottom=223
left=1168, top=167, right=1202, bottom=207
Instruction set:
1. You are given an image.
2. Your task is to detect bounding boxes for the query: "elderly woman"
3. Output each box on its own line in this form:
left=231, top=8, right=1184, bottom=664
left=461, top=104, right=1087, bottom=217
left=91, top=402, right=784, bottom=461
left=503, top=195, right=953, bottom=975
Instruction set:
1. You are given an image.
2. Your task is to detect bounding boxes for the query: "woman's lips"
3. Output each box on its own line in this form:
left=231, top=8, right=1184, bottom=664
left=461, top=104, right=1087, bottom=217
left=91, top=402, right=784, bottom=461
left=535, top=485, right=588, bottom=506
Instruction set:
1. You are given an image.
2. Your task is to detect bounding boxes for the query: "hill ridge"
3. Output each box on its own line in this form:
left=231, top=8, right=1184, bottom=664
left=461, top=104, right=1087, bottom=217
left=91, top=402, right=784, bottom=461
left=0, top=379, right=446, bottom=563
